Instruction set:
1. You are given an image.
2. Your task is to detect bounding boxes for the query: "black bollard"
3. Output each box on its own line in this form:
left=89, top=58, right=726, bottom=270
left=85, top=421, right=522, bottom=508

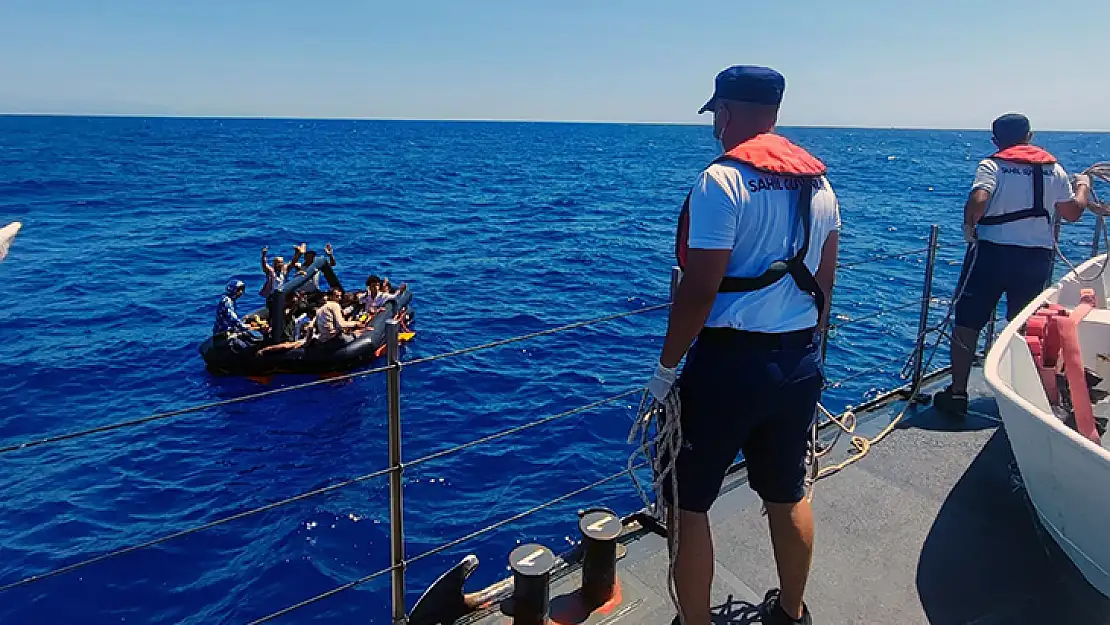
left=509, top=543, right=556, bottom=625
left=578, top=508, right=622, bottom=608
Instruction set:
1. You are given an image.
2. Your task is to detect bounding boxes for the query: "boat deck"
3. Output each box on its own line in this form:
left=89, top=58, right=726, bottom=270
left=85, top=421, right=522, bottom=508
left=464, top=368, right=1110, bottom=624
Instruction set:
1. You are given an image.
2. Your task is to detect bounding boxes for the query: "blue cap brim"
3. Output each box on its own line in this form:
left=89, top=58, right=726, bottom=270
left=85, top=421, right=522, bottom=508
left=698, top=97, right=715, bottom=114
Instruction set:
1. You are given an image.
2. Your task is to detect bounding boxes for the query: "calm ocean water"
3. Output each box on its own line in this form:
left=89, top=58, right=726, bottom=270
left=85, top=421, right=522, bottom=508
left=0, top=117, right=1105, bottom=623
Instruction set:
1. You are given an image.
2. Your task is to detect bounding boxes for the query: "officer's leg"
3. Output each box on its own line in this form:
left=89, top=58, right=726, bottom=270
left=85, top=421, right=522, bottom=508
left=947, top=244, right=1004, bottom=396
left=765, top=501, right=814, bottom=620
left=949, top=326, right=981, bottom=395
left=665, top=507, right=714, bottom=625
left=742, top=342, right=823, bottom=622
left=661, top=342, right=746, bottom=625
left=1003, top=246, right=1054, bottom=321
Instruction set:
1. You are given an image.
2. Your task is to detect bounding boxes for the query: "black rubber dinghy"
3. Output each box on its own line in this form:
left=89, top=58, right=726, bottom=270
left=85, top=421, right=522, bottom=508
left=199, top=258, right=414, bottom=376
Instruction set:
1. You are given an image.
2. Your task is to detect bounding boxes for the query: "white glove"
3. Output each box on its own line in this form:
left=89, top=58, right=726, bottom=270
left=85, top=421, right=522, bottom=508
left=962, top=223, right=977, bottom=244
left=646, top=361, right=678, bottom=402
left=1074, top=174, right=1092, bottom=189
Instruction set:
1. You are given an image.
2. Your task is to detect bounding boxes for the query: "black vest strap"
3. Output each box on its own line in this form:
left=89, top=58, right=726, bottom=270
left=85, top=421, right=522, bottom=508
left=717, top=177, right=825, bottom=316
left=978, top=164, right=1050, bottom=226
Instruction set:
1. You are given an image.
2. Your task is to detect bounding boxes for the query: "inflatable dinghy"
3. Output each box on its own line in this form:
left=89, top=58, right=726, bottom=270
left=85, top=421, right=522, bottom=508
left=199, top=257, right=414, bottom=376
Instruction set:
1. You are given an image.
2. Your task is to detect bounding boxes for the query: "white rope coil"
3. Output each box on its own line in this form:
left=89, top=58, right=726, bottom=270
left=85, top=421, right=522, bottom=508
left=627, top=387, right=684, bottom=624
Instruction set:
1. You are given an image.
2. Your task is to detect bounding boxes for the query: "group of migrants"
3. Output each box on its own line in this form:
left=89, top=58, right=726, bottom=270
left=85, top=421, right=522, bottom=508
left=212, top=243, right=406, bottom=354
left=643, top=66, right=1097, bottom=625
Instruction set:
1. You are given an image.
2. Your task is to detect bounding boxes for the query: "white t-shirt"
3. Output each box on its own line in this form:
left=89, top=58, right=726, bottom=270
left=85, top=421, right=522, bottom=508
left=314, top=301, right=348, bottom=342
left=687, top=161, right=841, bottom=332
left=973, top=158, right=1074, bottom=249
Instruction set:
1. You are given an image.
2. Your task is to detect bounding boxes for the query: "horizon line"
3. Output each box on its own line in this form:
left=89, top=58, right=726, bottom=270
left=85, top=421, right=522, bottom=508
left=1, top=112, right=1108, bottom=134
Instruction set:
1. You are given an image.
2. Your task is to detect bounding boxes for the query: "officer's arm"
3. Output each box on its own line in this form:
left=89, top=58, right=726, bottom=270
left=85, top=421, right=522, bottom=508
left=659, top=248, right=731, bottom=369
left=963, top=189, right=991, bottom=227
left=815, top=231, right=839, bottom=334
left=1056, top=199, right=1084, bottom=222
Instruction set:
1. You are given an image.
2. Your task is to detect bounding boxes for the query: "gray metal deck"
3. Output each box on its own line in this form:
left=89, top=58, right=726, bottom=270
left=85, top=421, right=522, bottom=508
left=464, top=369, right=1110, bottom=624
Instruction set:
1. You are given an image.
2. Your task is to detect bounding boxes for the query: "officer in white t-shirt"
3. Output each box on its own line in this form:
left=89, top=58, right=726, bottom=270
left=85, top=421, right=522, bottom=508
left=935, top=114, right=1092, bottom=416
left=645, top=65, right=840, bottom=625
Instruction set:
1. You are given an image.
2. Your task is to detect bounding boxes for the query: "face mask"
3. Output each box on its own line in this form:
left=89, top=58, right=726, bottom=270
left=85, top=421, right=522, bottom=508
left=713, top=107, right=728, bottom=142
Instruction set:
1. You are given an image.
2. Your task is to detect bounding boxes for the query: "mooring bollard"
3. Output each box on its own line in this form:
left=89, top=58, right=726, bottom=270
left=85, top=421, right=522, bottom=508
left=578, top=508, right=621, bottom=608
left=509, top=543, right=555, bottom=625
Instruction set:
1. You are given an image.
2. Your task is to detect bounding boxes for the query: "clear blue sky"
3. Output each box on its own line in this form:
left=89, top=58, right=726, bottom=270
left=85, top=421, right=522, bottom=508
left=1, top=0, right=1107, bottom=130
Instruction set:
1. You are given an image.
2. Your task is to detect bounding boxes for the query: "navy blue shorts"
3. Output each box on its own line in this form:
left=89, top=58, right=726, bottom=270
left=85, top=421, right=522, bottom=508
left=954, top=241, right=1053, bottom=331
left=659, top=328, right=824, bottom=511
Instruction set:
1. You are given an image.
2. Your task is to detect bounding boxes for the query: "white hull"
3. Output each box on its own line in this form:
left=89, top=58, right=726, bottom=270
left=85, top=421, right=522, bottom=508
left=0, top=221, right=20, bottom=262
left=984, top=253, right=1110, bottom=598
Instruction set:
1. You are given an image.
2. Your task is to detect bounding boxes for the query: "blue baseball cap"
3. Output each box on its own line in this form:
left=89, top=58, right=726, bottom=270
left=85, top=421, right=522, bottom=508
left=226, top=279, right=245, bottom=295
left=698, top=65, right=786, bottom=114
left=992, top=113, right=1031, bottom=147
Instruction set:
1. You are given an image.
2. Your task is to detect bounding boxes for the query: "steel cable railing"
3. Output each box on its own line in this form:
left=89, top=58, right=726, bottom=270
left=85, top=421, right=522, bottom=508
left=0, top=387, right=643, bottom=593
left=402, top=303, right=671, bottom=368
left=837, top=245, right=933, bottom=269
left=827, top=358, right=906, bottom=389
left=0, top=304, right=670, bottom=456
left=827, top=300, right=920, bottom=331
left=0, top=363, right=393, bottom=455
left=247, top=463, right=647, bottom=625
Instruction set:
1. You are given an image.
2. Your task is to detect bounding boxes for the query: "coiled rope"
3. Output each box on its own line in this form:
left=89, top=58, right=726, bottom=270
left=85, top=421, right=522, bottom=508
left=1053, top=164, right=1110, bottom=283
left=626, top=388, right=684, bottom=623
left=1083, top=162, right=1110, bottom=214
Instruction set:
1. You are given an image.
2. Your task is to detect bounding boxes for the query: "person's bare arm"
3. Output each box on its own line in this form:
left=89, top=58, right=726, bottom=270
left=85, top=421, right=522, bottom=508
left=338, top=306, right=361, bottom=330
left=260, top=247, right=273, bottom=277
left=964, top=189, right=991, bottom=227
left=1056, top=176, right=1091, bottom=222
left=659, top=249, right=731, bottom=369
left=814, top=230, right=839, bottom=335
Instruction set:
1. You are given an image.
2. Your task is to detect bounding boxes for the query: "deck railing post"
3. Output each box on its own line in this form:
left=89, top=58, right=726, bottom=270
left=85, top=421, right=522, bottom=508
left=1092, top=215, right=1104, bottom=259
left=1048, top=212, right=1063, bottom=286
left=983, top=313, right=997, bottom=355
left=386, top=320, right=407, bottom=624
left=911, top=225, right=939, bottom=391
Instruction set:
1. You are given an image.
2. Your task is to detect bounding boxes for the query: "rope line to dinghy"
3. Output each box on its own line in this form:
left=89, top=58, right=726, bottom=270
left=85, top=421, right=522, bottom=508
left=1050, top=163, right=1110, bottom=284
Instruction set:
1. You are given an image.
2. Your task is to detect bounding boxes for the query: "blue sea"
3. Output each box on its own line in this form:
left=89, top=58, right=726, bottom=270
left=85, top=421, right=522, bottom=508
left=0, top=117, right=1105, bottom=624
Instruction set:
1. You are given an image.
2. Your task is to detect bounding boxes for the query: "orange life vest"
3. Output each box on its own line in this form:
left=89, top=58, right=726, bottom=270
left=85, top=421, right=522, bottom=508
left=674, top=133, right=828, bottom=314
left=979, top=145, right=1058, bottom=227
left=991, top=144, right=1057, bottom=165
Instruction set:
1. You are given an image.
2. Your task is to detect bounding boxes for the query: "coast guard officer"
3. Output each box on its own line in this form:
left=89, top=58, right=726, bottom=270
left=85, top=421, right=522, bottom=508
left=647, top=65, right=840, bottom=625
left=935, top=114, right=1092, bottom=416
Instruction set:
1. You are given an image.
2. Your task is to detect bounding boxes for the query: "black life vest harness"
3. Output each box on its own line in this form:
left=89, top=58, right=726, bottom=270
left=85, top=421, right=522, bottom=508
left=675, top=133, right=828, bottom=318
left=977, top=145, right=1057, bottom=227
